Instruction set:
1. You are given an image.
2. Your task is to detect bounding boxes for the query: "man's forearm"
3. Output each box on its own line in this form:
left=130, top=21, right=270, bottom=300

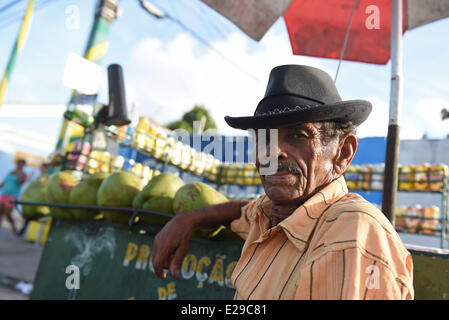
left=152, top=199, right=251, bottom=279
left=181, top=199, right=250, bottom=229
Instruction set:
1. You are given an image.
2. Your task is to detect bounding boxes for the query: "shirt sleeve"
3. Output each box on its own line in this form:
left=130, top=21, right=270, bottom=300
left=229, top=199, right=257, bottom=240
left=297, top=247, right=414, bottom=300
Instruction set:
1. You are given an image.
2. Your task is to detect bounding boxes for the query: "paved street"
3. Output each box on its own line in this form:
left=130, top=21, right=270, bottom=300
left=0, top=209, right=43, bottom=300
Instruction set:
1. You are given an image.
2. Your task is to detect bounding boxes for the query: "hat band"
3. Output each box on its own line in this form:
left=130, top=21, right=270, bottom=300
left=255, top=104, right=314, bottom=116
left=254, top=93, right=327, bottom=116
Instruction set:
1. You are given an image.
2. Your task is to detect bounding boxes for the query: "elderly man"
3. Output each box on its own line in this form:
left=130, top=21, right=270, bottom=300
left=152, top=65, right=414, bottom=300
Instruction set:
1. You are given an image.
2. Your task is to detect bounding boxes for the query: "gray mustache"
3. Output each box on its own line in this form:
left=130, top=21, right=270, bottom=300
left=262, top=162, right=301, bottom=176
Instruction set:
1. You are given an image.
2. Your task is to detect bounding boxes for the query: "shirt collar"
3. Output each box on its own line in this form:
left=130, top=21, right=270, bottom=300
left=276, top=175, right=348, bottom=249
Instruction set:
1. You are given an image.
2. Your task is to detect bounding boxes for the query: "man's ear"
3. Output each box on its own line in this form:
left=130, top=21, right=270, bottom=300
left=333, top=134, right=358, bottom=175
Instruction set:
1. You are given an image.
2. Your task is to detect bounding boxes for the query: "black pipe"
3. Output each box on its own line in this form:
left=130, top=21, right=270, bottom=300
left=382, top=124, right=400, bottom=224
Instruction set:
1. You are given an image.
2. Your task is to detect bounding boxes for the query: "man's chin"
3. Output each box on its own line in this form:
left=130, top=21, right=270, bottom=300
left=262, top=172, right=299, bottom=185
left=263, top=185, right=303, bottom=203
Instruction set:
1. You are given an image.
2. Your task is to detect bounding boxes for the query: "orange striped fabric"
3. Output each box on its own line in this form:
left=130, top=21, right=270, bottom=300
left=229, top=176, right=414, bottom=300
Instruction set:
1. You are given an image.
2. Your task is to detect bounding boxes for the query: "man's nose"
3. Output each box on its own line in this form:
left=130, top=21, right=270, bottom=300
left=266, top=140, right=287, bottom=160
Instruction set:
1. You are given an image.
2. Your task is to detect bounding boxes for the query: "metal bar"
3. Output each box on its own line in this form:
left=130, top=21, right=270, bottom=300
left=381, top=0, right=403, bottom=223
left=442, top=177, right=448, bottom=249
left=334, top=0, right=358, bottom=83
left=12, top=200, right=174, bottom=218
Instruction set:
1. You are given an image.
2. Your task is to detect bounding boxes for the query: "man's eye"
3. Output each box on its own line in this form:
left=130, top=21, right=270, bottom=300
left=292, top=133, right=307, bottom=139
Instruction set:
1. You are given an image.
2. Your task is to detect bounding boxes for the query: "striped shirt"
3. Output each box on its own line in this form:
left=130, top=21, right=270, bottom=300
left=229, top=176, right=414, bottom=300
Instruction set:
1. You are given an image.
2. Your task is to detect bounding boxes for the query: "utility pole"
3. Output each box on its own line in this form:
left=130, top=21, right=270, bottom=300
left=382, top=0, right=403, bottom=224
left=0, top=0, right=35, bottom=106
left=54, top=0, right=119, bottom=152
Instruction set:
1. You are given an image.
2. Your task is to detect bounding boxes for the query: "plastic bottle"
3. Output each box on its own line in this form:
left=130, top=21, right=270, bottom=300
left=370, top=164, right=384, bottom=191
left=235, top=164, right=244, bottom=185
left=112, top=155, right=125, bottom=172
left=421, top=206, right=440, bottom=234
left=414, top=163, right=430, bottom=191
left=142, top=166, right=153, bottom=185
left=207, top=158, right=221, bottom=182
left=405, top=205, right=421, bottom=234
left=399, top=165, right=415, bottom=191
left=242, top=164, right=256, bottom=185
left=180, top=145, right=192, bottom=170
left=361, top=164, right=372, bottom=190
left=136, top=116, right=150, bottom=133
left=153, top=136, right=167, bottom=159
left=429, top=164, right=449, bottom=191
left=394, top=206, right=407, bottom=232
left=134, top=132, right=146, bottom=150
left=169, top=141, right=182, bottom=166
left=194, top=153, right=207, bottom=176
left=228, top=164, right=239, bottom=184
left=345, top=165, right=360, bottom=190
left=116, top=125, right=128, bottom=140
left=132, top=163, right=144, bottom=178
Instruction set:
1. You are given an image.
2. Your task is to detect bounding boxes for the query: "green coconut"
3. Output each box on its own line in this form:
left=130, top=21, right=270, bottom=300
left=20, top=176, right=50, bottom=219
left=46, top=170, right=81, bottom=219
left=133, top=173, right=184, bottom=225
left=97, top=171, right=143, bottom=224
left=173, top=182, right=229, bottom=213
left=69, top=172, right=109, bottom=220
left=173, top=182, right=229, bottom=238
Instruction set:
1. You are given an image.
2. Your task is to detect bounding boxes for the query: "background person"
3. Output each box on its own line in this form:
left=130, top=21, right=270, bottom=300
left=0, top=158, right=27, bottom=234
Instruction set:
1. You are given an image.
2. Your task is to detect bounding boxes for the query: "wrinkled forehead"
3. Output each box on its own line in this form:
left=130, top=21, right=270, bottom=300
left=250, top=122, right=320, bottom=136
left=279, top=122, right=320, bottom=132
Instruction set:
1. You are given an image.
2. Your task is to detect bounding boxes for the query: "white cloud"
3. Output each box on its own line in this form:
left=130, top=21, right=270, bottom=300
left=356, top=96, right=389, bottom=138
left=126, top=28, right=329, bottom=136
left=405, top=98, right=449, bottom=139
left=356, top=96, right=449, bottom=140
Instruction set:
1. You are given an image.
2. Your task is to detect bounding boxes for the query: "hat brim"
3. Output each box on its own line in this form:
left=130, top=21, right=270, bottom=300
left=224, top=100, right=372, bottom=130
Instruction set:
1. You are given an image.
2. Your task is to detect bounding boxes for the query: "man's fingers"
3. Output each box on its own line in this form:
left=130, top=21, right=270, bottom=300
left=152, top=254, right=167, bottom=279
left=152, top=242, right=169, bottom=279
left=169, top=241, right=190, bottom=278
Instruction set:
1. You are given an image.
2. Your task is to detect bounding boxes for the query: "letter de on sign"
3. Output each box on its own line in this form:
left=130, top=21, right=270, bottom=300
left=65, top=265, right=80, bottom=290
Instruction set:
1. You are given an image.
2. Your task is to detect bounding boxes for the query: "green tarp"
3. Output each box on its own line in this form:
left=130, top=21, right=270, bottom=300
left=31, top=220, right=449, bottom=300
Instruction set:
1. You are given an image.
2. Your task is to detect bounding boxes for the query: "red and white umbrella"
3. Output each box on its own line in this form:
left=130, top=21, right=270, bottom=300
left=201, top=0, right=449, bottom=64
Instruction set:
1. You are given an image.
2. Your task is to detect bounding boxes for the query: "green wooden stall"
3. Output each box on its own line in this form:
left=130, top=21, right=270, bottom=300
left=30, top=219, right=243, bottom=300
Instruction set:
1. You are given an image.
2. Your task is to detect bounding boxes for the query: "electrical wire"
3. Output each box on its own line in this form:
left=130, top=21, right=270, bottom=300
left=142, top=1, right=262, bottom=84
left=167, top=13, right=261, bottom=84
left=0, top=0, right=25, bottom=14
left=186, top=0, right=233, bottom=41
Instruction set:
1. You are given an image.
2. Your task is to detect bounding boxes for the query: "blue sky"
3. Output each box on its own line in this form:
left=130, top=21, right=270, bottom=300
left=0, top=0, right=448, bottom=155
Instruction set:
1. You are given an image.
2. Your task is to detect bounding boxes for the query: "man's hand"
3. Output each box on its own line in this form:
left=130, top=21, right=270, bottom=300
left=152, top=212, right=194, bottom=279
left=151, top=199, right=250, bottom=279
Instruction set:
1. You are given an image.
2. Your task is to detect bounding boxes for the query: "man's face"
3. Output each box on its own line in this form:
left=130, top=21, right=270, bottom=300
left=255, top=122, right=336, bottom=204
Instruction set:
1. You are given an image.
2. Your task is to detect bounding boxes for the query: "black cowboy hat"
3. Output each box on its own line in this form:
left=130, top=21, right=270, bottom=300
left=224, top=65, right=372, bottom=130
